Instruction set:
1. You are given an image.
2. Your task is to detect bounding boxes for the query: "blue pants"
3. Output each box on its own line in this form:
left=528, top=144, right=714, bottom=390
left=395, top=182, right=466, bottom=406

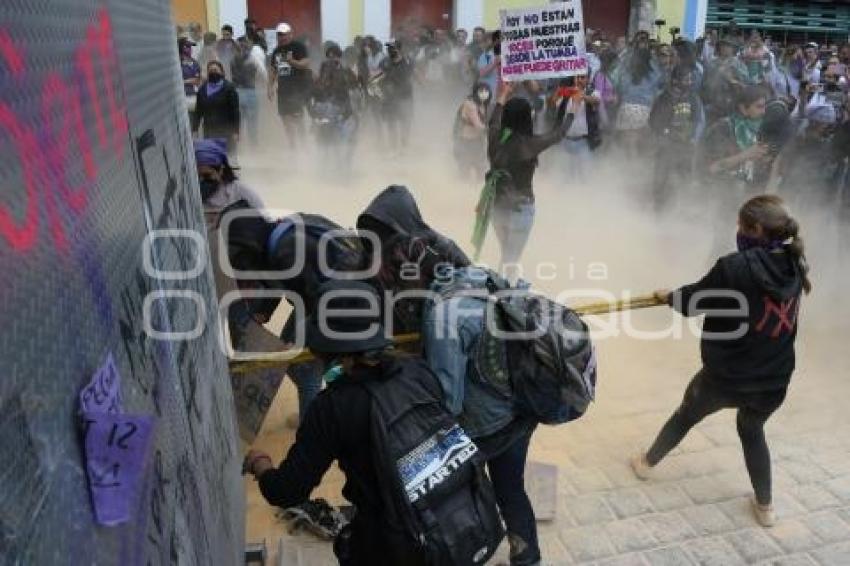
left=237, top=87, right=259, bottom=145
left=281, top=316, right=323, bottom=422
left=492, top=202, right=535, bottom=277
left=487, top=431, right=540, bottom=565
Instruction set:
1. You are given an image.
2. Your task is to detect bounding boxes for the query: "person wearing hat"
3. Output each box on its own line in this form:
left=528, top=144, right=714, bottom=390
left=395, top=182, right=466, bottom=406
left=194, top=138, right=263, bottom=214
left=194, top=139, right=265, bottom=350
left=243, top=280, right=430, bottom=565
left=269, top=22, right=312, bottom=148
left=179, top=37, right=201, bottom=99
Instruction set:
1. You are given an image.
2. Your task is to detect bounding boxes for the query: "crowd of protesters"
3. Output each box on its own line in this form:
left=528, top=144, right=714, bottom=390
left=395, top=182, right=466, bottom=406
left=176, top=16, right=838, bottom=566
left=179, top=18, right=850, bottom=222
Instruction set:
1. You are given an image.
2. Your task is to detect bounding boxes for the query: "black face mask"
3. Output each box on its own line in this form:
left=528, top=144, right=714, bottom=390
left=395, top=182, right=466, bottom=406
left=199, top=178, right=220, bottom=201
left=208, top=72, right=223, bottom=84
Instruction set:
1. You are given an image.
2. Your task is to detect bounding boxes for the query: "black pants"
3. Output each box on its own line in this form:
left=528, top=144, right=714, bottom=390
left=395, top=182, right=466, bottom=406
left=647, top=369, right=786, bottom=505
left=485, top=427, right=540, bottom=566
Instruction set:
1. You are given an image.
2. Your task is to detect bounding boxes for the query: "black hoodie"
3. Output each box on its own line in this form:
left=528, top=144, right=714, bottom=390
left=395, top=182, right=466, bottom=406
left=357, top=185, right=471, bottom=267
left=672, top=247, right=803, bottom=392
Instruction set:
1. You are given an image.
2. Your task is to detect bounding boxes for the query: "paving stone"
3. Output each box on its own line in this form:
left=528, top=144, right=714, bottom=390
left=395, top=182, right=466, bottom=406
left=641, top=483, right=693, bottom=511
left=753, top=554, right=819, bottom=566
left=605, top=488, right=655, bottom=519
left=725, top=528, right=784, bottom=562
left=560, top=525, right=616, bottom=563
left=781, top=461, right=833, bottom=485
left=593, top=553, right=648, bottom=566
left=811, top=541, right=850, bottom=566
left=791, top=484, right=841, bottom=512
left=812, top=452, right=850, bottom=477
left=567, top=493, right=618, bottom=526
left=605, top=518, right=658, bottom=554
left=539, top=532, right=572, bottom=563
left=766, top=519, right=821, bottom=553
left=800, top=510, right=850, bottom=543
left=682, top=536, right=746, bottom=566
left=837, top=507, right=850, bottom=524
left=773, top=492, right=810, bottom=519
left=717, top=496, right=760, bottom=528
left=682, top=476, right=735, bottom=505
left=604, top=462, right=646, bottom=489
left=679, top=504, right=737, bottom=536
left=642, top=545, right=696, bottom=566
left=639, top=511, right=696, bottom=545
left=823, top=475, right=850, bottom=503
left=569, top=469, right=615, bottom=494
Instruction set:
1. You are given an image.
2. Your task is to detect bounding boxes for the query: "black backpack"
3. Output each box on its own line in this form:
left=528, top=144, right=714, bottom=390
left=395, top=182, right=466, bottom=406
left=439, top=269, right=597, bottom=425
left=364, top=358, right=504, bottom=565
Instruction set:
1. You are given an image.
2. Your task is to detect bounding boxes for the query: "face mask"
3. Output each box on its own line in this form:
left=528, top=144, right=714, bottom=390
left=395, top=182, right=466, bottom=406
left=322, top=363, right=344, bottom=384
left=477, top=90, right=490, bottom=102
left=208, top=72, right=223, bottom=84
left=199, top=177, right=219, bottom=201
left=736, top=232, right=763, bottom=252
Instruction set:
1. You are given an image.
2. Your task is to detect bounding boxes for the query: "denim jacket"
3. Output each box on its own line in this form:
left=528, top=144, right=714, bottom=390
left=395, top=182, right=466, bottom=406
left=422, top=267, right=515, bottom=438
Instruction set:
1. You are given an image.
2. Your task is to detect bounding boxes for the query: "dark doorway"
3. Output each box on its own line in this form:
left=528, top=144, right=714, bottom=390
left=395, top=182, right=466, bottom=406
left=392, top=0, right=453, bottom=33
left=247, top=0, right=321, bottom=47
left=583, top=0, right=630, bottom=40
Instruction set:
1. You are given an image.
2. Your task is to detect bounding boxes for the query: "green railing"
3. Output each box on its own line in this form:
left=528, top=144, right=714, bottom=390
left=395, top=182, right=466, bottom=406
left=707, top=0, right=850, bottom=35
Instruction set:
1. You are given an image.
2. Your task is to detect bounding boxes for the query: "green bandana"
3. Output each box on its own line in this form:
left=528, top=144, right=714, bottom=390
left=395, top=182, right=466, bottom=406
left=730, top=113, right=762, bottom=150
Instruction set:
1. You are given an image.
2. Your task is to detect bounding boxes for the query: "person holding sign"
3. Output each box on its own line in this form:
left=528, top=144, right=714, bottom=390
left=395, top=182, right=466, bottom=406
left=472, top=82, right=574, bottom=276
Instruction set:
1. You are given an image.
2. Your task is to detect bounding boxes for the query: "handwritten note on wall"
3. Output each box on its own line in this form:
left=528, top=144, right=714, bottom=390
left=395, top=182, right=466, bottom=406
left=80, top=354, right=155, bottom=526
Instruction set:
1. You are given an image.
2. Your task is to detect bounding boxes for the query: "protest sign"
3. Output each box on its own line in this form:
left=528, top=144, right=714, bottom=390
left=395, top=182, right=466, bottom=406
left=501, top=1, right=587, bottom=82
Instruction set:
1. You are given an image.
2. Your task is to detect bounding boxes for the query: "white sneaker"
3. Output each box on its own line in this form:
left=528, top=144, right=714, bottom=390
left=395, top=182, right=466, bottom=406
left=751, top=496, right=776, bottom=527
left=630, top=453, right=653, bottom=481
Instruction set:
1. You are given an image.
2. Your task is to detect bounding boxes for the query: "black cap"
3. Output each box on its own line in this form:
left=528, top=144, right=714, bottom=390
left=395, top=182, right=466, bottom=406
left=305, top=280, right=392, bottom=354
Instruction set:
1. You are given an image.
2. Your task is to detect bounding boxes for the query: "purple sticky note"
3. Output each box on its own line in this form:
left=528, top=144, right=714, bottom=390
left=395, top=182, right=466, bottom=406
left=82, top=413, right=155, bottom=526
left=80, top=353, right=123, bottom=414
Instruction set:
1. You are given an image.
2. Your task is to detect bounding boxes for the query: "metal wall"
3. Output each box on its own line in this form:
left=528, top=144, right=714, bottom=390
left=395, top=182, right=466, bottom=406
left=0, top=0, right=243, bottom=564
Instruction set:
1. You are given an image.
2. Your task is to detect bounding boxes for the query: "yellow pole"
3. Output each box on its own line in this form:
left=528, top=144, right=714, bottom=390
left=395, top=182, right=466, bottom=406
left=228, top=293, right=665, bottom=375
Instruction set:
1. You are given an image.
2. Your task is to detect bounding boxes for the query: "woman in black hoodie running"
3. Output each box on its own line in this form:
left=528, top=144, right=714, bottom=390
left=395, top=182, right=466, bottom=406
left=631, top=195, right=812, bottom=528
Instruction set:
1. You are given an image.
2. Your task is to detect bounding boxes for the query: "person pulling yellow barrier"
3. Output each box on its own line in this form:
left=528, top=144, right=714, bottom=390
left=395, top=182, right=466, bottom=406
left=229, top=293, right=666, bottom=374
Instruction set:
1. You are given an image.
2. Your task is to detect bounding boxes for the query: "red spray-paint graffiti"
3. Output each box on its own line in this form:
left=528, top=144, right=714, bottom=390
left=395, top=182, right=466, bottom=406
left=0, top=10, right=128, bottom=252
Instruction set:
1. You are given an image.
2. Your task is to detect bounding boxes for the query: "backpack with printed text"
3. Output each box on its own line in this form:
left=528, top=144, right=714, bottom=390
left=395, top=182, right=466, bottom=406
left=364, top=358, right=504, bottom=566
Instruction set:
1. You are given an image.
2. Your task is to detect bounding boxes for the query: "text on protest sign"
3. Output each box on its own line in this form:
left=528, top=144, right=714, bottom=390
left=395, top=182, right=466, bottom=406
left=501, top=1, right=587, bottom=82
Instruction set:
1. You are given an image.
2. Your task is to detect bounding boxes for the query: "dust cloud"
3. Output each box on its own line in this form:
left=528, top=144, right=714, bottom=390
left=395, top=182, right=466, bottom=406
left=236, top=85, right=850, bottom=563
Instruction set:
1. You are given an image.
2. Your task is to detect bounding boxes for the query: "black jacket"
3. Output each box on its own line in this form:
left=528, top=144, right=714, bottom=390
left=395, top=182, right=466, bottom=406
left=192, top=80, right=240, bottom=138
left=487, top=102, right=570, bottom=202
left=357, top=185, right=470, bottom=268
left=258, top=357, right=430, bottom=565
left=672, top=248, right=803, bottom=392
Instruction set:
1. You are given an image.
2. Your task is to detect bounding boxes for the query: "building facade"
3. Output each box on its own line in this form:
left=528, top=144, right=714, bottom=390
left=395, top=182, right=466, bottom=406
left=172, top=0, right=668, bottom=45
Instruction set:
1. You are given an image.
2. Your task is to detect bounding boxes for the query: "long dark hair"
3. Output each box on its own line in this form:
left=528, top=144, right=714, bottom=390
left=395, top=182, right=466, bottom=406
left=501, top=97, right=534, bottom=137
left=739, top=195, right=812, bottom=294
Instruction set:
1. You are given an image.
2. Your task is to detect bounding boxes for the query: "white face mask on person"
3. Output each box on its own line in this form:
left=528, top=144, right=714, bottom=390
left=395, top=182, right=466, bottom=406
left=477, top=90, right=490, bottom=102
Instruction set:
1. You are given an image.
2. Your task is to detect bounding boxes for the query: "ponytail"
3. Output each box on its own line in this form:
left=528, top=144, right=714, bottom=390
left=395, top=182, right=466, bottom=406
left=739, top=195, right=812, bottom=295
left=784, top=216, right=812, bottom=294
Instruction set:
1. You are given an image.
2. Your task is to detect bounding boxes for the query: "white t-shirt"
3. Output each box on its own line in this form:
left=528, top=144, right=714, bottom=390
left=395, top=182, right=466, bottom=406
left=565, top=92, right=600, bottom=137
